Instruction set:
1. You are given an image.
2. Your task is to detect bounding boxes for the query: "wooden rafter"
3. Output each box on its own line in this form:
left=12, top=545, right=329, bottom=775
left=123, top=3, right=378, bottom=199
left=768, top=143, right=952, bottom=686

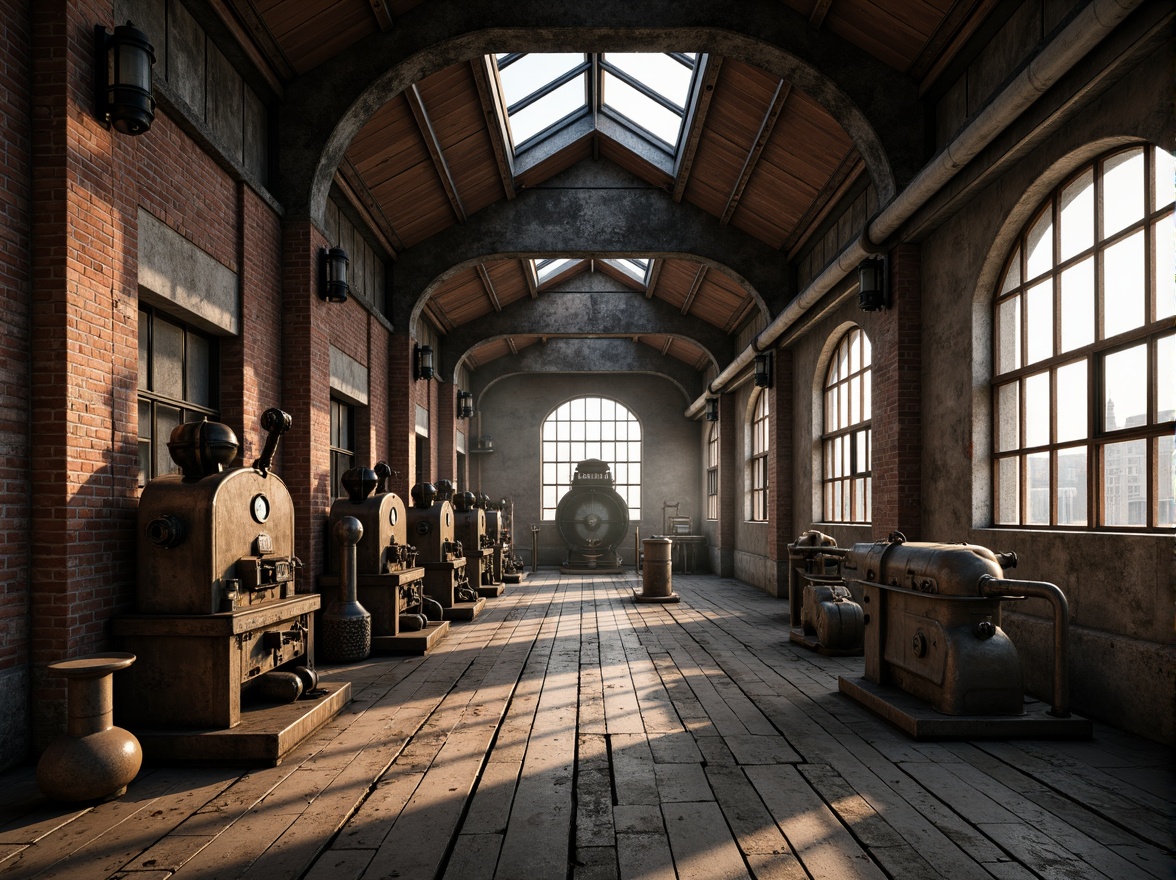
left=681, top=265, right=707, bottom=315
left=661, top=337, right=673, bottom=356
left=207, top=0, right=293, bottom=90
left=672, top=56, right=723, bottom=203
left=644, top=259, right=663, bottom=300
left=368, top=0, right=395, bottom=31
left=522, top=259, right=538, bottom=298
left=785, top=151, right=865, bottom=260
left=425, top=298, right=455, bottom=334
left=335, top=157, right=404, bottom=257
left=809, top=0, right=833, bottom=28
left=914, top=0, right=999, bottom=86
left=406, top=84, right=467, bottom=224
left=476, top=264, right=503, bottom=312
left=720, top=80, right=791, bottom=227
left=507, top=336, right=518, bottom=355
left=723, top=294, right=757, bottom=335
left=470, top=57, right=517, bottom=200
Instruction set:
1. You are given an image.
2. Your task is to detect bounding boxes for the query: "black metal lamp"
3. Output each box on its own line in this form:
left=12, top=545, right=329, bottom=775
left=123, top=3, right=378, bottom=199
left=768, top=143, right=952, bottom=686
left=753, top=351, right=772, bottom=388
left=95, top=21, right=156, bottom=135
left=415, top=344, right=434, bottom=381
left=323, top=246, right=350, bottom=303
left=705, top=397, right=719, bottom=422
left=858, top=256, right=887, bottom=311
left=458, top=391, right=474, bottom=419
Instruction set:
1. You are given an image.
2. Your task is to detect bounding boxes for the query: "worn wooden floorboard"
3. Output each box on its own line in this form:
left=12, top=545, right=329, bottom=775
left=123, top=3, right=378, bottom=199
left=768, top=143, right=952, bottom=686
left=0, top=571, right=1171, bottom=880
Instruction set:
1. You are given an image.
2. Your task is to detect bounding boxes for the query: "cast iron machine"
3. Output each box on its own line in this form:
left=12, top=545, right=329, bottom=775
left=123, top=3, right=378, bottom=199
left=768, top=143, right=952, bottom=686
left=837, top=533, right=1091, bottom=738
left=114, top=410, right=350, bottom=764
left=556, top=459, right=629, bottom=573
left=405, top=483, right=485, bottom=621
left=786, top=531, right=862, bottom=655
left=455, top=492, right=503, bottom=598
left=319, top=464, right=449, bottom=654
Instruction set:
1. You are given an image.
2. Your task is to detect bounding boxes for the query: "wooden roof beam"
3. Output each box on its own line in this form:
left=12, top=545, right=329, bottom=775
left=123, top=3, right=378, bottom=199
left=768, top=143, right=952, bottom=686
left=720, top=80, right=791, bottom=227
left=523, top=259, right=538, bottom=298
left=722, top=293, right=757, bottom=334
left=809, top=0, right=833, bottom=28
left=335, top=157, right=404, bottom=257
left=368, top=0, right=395, bottom=31
left=672, top=56, right=723, bottom=203
left=681, top=265, right=707, bottom=315
left=470, top=57, right=517, bottom=200
left=476, top=263, right=504, bottom=313
left=644, top=258, right=663, bottom=300
left=205, top=0, right=291, bottom=93
left=785, top=151, right=865, bottom=260
left=507, top=336, right=518, bottom=355
left=406, top=84, right=468, bottom=224
left=661, top=337, right=673, bottom=356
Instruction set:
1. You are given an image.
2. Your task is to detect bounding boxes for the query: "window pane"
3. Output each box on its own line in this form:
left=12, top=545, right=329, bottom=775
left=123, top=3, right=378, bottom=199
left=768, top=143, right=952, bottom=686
left=1000, top=247, right=1021, bottom=294
left=1026, top=451, right=1050, bottom=524
left=996, top=382, right=1019, bottom=452
left=1155, top=220, right=1175, bottom=320
left=1102, top=438, right=1146, bottom=526
left=605, top=53, right=692, bottom=109
left=849, top=375, right=860, bottom=423
left=1024, top=372, right=1049, bottom=447
left=1059, top=168, right=1094, bottom=261
left=1026, top=280, right=1053, bottom=364
left=996, top=457, right=1020, bottom=524
left=1057, top=446, right=1087, bottom=526
left=155, top=405, right=181, bottom=476
left=1060, top=257, right=1094, bottom=352
left=863, top=371, right=872, bottom=420
left=152, top=318, right=183, bottom=399
left=1155, top=147, right=1175, bottom=210
left=997, top=295, right=1021, bottom=373
left=138, top=309, right=149, bottom=390
left=509, top=74, right=587, bottom=144
left=1159, top=433, right=1175, bottom=527
left=1026, top=208, right=1053, bottom=280
left=1055, top=361, right=1087, bottom=443
left=499, top=53, right=584, bottom=105
left=1102, top=148, right=1144, bottom=237
left=1102, top=229, right=1145, bottom=338
left=186, top=332, right=211, bottom=407
left=1157, top=333, right=1174, bottom=419
left=603, top=72, right=683, bottom=146
left=1103, top=344, right=1147, bottom=431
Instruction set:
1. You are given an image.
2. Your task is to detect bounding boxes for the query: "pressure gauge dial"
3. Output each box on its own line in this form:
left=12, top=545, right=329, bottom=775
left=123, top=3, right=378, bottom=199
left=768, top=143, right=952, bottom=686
left=251, top=493, right=271, bottom=524
left=389, top=507, right=399, bottom=527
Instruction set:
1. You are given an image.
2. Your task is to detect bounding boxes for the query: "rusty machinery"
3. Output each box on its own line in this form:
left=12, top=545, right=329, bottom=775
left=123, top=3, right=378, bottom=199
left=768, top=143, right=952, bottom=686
left=786, top=531, right=862, bottom=655
left=113, top=410, right=350, bottom=764
left=556, top=459, right=629, bottom=573
left=454, top=491, right=502, bottom=599
left=405, top=482, right=485, bottom=621
left=487, top=497, right=527, bottom=584
left=319, top=464, right=450, bottom=655
left=836, top=533, right=1091, bottom=739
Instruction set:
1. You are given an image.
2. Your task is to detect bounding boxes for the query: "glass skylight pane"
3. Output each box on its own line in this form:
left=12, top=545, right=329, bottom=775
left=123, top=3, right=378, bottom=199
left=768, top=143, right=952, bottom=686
left=605, top=53, right=693, bottom=111
left=498, top=53, right=585, bottom=107
left=508, top=74, right=587, bottom=145
left=603, top=72, right=683, bottom=146
left=535, top=258, right=580, bottom=283
left=603, top=258, right=648, bottom=283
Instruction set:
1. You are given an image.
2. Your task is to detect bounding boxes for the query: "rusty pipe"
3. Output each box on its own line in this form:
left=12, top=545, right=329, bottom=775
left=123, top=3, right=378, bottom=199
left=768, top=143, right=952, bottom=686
left=978, top=575, right=1071, bottom=718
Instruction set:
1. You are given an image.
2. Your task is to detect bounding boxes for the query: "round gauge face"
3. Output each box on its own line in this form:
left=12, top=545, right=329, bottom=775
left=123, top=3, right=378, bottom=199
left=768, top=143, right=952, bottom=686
left=251, top=493, right=270, bottom=523
left=389, top=507, right=399, bottom=527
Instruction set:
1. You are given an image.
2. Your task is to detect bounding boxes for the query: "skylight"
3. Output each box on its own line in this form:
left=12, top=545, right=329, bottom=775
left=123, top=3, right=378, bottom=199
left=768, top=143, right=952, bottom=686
left=492, top=52, right=701, bottom=157
left=534, top=258, right=584, bottom=285
left=602, top=258, right=651, bottom=284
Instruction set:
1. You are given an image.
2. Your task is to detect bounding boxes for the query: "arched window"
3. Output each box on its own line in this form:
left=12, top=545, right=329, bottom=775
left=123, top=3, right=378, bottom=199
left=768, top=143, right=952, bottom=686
left=748, top=391, right=769, bottom=521
left=823, top=327, right=872, bottom=523
left=993, top=144, right=1174, bottom=529
left=541, top=397, right=641, bottom=520
left=706, top=420, right=719, bottom=521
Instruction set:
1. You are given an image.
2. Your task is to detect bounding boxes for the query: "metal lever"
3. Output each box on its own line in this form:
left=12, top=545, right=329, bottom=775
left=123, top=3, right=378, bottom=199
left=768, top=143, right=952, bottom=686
left=252, top=408, right=292, bottom=476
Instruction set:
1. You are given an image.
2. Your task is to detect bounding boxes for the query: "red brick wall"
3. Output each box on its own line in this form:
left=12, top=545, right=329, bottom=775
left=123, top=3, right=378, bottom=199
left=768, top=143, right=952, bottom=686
left=387, top=333, right=415, bottom=496
left=870, top=244, right=922, bottom=540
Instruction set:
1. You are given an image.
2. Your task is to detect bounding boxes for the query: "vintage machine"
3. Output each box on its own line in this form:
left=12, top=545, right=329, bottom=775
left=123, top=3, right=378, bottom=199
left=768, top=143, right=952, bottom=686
left=556, top=459, right=629, bottom=573
left=837, top=533, right=1091, bottom=738
left=786, top=531, right=862, bottom=655
left=405, top=483, right=485, bottom=621
left=454, top=492, right=503, bottom=598
left=485, top=497, right=525, bottom=584
left=319, top=464, right=449, bottom=654
left=114, top=410, right=350, bottom=764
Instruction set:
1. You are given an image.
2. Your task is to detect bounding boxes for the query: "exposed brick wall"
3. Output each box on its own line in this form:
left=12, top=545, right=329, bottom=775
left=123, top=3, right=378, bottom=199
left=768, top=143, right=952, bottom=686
left=437, top=383, right=458, bottom=486
left=870, top=244, right=922, bottom=540
left=387, top=333, right=415, bottom=495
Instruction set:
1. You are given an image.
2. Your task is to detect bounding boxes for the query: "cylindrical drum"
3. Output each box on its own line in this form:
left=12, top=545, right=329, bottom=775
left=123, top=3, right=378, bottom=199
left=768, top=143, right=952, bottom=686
left=642, top=537, right=673, bottom=598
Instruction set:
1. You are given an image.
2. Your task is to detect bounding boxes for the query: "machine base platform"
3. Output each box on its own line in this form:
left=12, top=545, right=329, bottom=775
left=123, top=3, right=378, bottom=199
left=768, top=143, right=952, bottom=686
left=560, top=566, right=625, bottom=575
left=789, top=627, right=862, bottom=656
left=503, top=572, right=527, bottom=584
left=372, top=621, right=449, bottom=655
left=442, top=597, right=486, bottom=621
left=477, top=583, right=506, bottom=598
left=632, top=588, right=680, bottom=604
left=838, top=676, right=1093, bottom=740
left=133, top=681, right=351, bottom=766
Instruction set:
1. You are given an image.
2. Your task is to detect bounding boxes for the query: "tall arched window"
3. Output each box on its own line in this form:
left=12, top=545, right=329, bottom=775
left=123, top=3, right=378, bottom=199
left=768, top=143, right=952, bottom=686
left=542, top=397, right=641, bottom=520
left=748, top=391, right=769, bottom=521
left=823, top=327, right=872, bottom=523
left=993, top=144, right=1174, bottom=529
left=706, top=420, right=719, bottom=521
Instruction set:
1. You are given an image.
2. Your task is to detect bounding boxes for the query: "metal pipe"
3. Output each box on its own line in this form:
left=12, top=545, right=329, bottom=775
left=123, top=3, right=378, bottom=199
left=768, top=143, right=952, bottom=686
left=979, top=575, right=1071, bottom=718
left=685, top=0, right=1144, bottom=418
left=530, top=524, right=540, bottom=572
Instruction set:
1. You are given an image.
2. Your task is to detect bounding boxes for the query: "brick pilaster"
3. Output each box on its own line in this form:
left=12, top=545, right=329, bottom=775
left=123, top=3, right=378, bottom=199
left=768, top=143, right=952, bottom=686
left=769, top=348, right=794, bottom=560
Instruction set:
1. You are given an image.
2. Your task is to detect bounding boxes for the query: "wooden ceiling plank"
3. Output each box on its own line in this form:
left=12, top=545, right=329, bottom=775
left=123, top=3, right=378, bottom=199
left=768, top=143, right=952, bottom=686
left=406, top=83, right=468, bottom=224
left=681, top=265, right=708, bottom=316
left=720, top=80, right=791, bottom=227
left=469, top=57, right=517, bottom=200
left=476, top=263, right=503, bottom=313
left=206, top=0, right=288, bottom=93
left=368, top=0, right=394, bottom=30
left=785, top=151, right=865, bottom=260
left=335, top=156, right=404, bottom=256
left=672, top=55, right=723, bottom=203
left=809, top=0, right=833, bottom=28
left=722, top=293, right=757, bottom=335
left=916, top=0, right=1002, bottom=90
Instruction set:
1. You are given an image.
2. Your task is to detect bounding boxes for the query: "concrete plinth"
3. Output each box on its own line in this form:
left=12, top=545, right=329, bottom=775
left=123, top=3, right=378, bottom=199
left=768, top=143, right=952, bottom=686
left=371, top=621, right=449, bottom=655
left=442, top=597, right=486, bottom=621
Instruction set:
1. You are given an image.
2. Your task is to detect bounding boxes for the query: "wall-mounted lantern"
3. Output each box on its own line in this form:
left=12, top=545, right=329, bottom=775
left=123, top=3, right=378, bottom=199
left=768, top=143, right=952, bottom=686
left=857, top=256, right=887, bottom=311
left=415, top=344, right=434, bottom=381
left=95, top=21, right=155, bottom=135
left=322, top=246, right=350, bottom=303
left=705, top=397, right=719, bottom=422
left=458, top=390, right=474, bottom=419
left=753, top=351, right=772, bottom=388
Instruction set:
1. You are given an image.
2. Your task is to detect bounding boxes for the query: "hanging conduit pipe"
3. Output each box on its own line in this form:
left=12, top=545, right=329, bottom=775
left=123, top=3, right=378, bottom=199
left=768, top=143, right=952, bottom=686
left=685, top=0, right=1145, bottom=418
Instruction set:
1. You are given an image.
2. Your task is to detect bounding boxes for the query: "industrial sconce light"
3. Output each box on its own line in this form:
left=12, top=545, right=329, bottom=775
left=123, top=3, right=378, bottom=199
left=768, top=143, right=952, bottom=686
left=415, top=344, right=434, bottom=381
left=458, top=391, right=474, bottom=419
left=705, top=397, right=719, bottom=422
left=753, top=351, right=772, bottom=388
left=857, top=256, right=887, bottom=311
left=322, top=246, right=350, bottom=303
left=95, top=21, right=156, bottom=135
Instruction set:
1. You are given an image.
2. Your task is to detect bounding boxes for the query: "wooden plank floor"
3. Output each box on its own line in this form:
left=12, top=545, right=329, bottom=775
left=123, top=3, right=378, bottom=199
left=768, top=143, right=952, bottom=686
left=0, top=571, right=1172, bottom=879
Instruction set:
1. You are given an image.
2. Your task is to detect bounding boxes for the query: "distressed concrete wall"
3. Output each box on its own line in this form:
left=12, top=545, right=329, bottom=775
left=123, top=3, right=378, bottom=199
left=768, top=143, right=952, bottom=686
left=471, top=373, right=700, bottom=568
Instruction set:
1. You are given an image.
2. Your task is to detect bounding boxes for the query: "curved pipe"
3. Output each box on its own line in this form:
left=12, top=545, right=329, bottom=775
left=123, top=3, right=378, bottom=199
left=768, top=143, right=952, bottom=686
left=978, top=575, right=1071, bottom=718
left=685, top=0, right=1144, bottom=418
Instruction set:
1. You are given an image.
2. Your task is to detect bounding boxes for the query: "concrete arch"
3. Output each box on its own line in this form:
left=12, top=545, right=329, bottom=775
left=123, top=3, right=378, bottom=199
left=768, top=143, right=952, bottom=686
left=276, top=0, right=917, bottom=227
